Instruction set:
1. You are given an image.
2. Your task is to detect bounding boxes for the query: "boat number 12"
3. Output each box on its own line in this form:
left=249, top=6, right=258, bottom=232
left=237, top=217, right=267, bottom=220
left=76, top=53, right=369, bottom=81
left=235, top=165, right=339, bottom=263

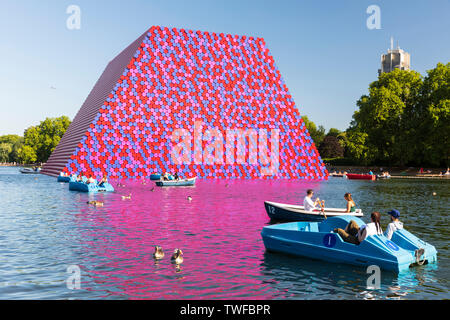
left=269, top=206, right=275, bottom=214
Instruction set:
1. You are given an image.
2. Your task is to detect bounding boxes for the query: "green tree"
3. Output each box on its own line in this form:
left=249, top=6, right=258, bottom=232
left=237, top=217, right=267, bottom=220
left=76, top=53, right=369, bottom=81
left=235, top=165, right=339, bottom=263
left=419, top=63, right=450, bottom=166
left=345, top=128, right=372, bottom=165
left=23, top=116, right=71, bottom=163
left=17, top=145, right=37, bottom=164
left=0, top=143, right=12, bottom=163
left=10, top=137, right=24, bottom=163
left=350, top=69, right=423, bottom=165
left=318, top=135, right=344, bottom=158
left=301, top=115, right=326, bottom=146
left=326, top=128, right=341, bottom=137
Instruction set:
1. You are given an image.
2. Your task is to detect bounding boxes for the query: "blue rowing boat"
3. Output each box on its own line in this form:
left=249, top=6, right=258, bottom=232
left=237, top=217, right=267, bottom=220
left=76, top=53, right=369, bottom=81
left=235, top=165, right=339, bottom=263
left=261, top=215, right=437, bottom=272
left=264, top=201, right=363, bottom=222
left=68, top=180, right=114, bottom=193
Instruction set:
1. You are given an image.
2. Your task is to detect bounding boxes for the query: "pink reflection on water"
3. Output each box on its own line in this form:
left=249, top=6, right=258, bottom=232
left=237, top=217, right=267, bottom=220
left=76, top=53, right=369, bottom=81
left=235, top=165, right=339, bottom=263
left=72, top=179, right=321, bottom=299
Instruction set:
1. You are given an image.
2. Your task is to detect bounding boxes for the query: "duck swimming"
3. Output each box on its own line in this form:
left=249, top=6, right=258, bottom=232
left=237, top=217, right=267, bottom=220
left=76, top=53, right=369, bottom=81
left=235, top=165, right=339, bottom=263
left=153, top=246, right=165, bottom=260
left=171, top=249, right=184, bottom=264
left=121, top=193, right=131, bottom=200
left=87, top=200, right=104, bottom=207
left=187, top=196, right=192, bottom=201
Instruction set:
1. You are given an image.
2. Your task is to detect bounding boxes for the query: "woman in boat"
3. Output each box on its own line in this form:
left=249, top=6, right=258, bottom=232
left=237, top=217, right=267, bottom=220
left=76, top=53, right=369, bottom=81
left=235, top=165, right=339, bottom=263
left=76, top=174, right=83, bottom=182
left=333, top=212, right=383, bottom=245
left=98, top=174, right=108, bottom=187
left=384, top=209, right=403, bottom=240
left=86, top=175, right=96, bottom=184
left=173, top=172, right=179, bottom=180
left=344, top=193, right=356, bottom=213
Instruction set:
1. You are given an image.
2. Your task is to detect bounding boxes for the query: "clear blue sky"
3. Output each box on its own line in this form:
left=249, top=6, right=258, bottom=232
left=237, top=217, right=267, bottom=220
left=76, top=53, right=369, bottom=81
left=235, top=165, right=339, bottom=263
left=0, top=0, right=449, bottom=136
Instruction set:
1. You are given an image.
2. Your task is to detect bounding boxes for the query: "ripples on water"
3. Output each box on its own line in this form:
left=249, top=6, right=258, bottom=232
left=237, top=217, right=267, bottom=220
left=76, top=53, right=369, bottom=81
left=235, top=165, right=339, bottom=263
left=0, top=167, right=448, bottom=299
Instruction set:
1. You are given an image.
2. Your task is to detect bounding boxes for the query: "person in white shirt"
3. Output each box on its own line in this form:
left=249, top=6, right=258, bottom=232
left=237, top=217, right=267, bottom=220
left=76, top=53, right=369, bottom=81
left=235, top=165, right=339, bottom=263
left=303, top=189, right=322, bottom=212
left=384, top=209, right=404, bottom=240
left=87, top=175, right=96, bottom=184
left=334, top=212, right=383, bottom=244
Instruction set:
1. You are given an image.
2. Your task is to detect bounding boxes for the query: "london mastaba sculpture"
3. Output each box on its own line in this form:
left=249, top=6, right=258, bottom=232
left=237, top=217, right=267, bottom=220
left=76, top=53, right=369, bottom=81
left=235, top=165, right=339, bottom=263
left=41, top=26, right=328, bottom=180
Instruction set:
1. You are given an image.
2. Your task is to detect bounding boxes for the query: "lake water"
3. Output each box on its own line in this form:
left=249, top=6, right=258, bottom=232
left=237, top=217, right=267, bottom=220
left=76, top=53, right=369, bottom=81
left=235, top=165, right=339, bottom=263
left=0, top=166, right=448, bottom=299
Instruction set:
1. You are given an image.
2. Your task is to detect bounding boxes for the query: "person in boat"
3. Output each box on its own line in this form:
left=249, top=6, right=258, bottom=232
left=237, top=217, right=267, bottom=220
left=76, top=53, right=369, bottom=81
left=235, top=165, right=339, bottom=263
left=76, top=175, right=83, bottom=182
left=344, top=193, right=356, bottom=213
left=86, top=175, right=96, bottom=184
left=445, top=168, right=450, bottom=175
left=173, top=172, right=179, bottom=180
left=384, top=209, right=403, bottom=240
left=333, top=212, right=383, bottom=245
left=98, top=174, right=108, bottom=187
left=303, top=189, right=322, bottom=212
left=369, top=170, right=374, bottom=175
left=163, top=172, right=169, bottom=181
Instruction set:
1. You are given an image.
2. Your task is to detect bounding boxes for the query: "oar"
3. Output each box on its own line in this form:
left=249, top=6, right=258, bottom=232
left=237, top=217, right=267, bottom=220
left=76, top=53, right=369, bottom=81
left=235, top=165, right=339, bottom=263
left=320, top=200, right=327, bottom=219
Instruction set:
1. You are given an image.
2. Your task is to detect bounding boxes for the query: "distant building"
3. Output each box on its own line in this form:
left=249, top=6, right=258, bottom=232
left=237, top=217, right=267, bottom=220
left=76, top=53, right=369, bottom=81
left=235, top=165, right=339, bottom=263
left=378, top=37, right=410, bottom=76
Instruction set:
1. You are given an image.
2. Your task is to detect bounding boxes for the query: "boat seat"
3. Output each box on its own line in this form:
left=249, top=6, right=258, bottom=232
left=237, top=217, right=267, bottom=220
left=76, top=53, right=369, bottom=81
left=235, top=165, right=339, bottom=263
left=307, top=224, right=319, bottom=232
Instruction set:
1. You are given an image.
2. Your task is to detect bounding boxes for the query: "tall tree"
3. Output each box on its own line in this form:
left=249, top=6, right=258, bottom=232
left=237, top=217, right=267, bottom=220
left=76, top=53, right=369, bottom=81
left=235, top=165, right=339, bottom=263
left=23, top=116, right=71, bottom=163
left=350, top=69, right=423, bottom=165
left=318, top=135, right=344, bottom=158
left=0, top=143, right=12, bottom=163
left=419, top=63, right=450, bottom=166
left=301, top=115, right=326, bottom=146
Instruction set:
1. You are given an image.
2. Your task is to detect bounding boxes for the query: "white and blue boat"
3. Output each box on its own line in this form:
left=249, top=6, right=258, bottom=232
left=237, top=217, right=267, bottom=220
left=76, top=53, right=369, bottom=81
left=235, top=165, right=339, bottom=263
left=261, top=215, right=437, bottom=272
left=264, top=201, right=363, bottom=222
left=19, top=167, right=41, bottom=174
left=156, top=177, right=196, bottom=187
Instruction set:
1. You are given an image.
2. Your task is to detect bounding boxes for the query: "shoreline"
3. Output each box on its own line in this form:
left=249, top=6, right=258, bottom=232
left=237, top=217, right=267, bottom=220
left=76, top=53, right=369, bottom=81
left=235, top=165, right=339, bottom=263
left=325, top=165, right=449, bottom=176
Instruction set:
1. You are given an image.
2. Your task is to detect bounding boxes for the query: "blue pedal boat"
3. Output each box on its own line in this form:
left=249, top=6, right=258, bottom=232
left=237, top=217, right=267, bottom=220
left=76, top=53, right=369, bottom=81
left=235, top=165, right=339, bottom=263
left=261, top=216, right=437, bottom=272
left=57, top=175, right=71, bottom=182
left=69, top=179, right=114, bottom=193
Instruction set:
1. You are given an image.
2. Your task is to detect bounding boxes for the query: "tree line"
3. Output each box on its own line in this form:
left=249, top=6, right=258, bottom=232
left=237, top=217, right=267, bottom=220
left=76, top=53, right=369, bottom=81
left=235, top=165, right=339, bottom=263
left=0, top=116, right=71, bottom=164
left=306, top=62, right=449, bottom=167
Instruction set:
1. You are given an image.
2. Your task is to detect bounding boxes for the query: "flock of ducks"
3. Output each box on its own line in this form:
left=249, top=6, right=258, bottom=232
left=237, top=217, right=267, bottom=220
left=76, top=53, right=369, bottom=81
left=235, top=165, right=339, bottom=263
left=153, top=246, right=184, bottom=265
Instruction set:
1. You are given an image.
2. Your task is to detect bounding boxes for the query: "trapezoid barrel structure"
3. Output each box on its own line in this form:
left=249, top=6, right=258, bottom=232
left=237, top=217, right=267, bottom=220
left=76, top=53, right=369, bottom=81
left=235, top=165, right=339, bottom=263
left=41, top=26, right=328, bottom=180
